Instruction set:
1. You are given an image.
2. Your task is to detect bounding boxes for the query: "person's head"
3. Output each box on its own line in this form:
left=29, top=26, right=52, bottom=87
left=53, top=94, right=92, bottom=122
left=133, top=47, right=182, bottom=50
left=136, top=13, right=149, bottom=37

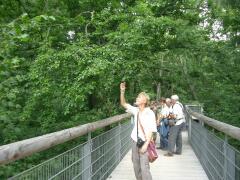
left=165, top=98, right=171, bottom=107
left=150, top=100, right=157, bottom=108
left=135, top=92, right=150, bottom=107
left=159, top=97, right=166, bottom=105
left=171, top=94, right=179, bottom=105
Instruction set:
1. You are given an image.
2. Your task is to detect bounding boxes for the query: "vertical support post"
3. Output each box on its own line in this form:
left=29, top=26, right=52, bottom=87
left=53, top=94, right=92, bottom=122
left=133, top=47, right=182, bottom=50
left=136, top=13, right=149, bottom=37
left=185, top=106, right=193, bottom=144
left=117, top=122, right=121, bottom=163
left=200, top=106, right=203, bottom=114
left=188, top=114, right=192, bottom=143
left=223, top=135, right=228, bottom=180
left=199, top=105, right=204, bottom=127
left=200, top=120, right=204, bottom=127
left=83, top=132, right=92, bottom=180
left=130, top=116, right=134, bottom=125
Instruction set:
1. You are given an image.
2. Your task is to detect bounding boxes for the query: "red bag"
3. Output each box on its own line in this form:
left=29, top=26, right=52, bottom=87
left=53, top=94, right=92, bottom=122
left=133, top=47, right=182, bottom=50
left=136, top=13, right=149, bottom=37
left=138, top=115, right=158, bottom=163
left=147, top=141, right=158, bottom=163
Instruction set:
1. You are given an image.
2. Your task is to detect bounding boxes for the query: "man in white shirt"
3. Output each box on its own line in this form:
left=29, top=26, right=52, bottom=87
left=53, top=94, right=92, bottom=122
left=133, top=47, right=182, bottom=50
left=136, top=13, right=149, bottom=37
left=161, top=98, right=173, bottom=118
left=120, top=82, right=157, bottom=180
left=165, top=95, right=185, bottom=156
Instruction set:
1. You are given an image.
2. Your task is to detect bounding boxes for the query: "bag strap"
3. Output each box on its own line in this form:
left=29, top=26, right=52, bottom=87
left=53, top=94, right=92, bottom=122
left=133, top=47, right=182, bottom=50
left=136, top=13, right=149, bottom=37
left=137, top=112, right=139, bottom=138
left=173, top=102, right=184, bottom=111
left=177, top=102, right=184, bottom=110
left=138, top=113, right=146, bottom=139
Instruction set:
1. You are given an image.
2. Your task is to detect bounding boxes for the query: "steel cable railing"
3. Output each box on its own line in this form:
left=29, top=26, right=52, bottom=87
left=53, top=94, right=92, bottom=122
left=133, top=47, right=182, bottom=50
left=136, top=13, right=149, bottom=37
left=186, top=105, right=240, bottom=180
left=9, top=120, right=132, bottom=180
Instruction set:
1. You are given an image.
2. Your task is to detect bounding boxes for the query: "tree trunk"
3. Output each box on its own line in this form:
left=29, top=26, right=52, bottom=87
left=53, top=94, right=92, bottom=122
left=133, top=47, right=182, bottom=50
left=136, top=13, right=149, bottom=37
left=156, top=56, right=163, bottom=100
left=156, top=82, right=161, bottom=101
left=180, top=56, right=198, bottom=100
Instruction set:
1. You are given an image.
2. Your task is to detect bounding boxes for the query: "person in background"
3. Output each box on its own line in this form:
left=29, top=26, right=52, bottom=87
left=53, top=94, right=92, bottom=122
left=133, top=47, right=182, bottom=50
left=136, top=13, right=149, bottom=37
left=157, top=98, right=172, bottom=150
left=156, top=98, right=165, bottom=147
left=156, top=98, right=166, bottom=126
left=120, top=82, right=157, bottom=180
left=165, top=95, right=185, bottom=156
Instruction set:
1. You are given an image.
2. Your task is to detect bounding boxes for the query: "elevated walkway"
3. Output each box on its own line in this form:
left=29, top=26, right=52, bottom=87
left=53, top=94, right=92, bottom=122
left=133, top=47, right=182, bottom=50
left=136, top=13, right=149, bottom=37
left=1, top=105, right=240, bottom=180
left=108, top=131, right=209, bottom=180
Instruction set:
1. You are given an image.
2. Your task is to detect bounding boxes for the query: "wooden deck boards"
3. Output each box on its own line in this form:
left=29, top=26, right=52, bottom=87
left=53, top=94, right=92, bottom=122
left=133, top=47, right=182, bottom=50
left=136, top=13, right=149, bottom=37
left=107, top=131, right=209, bottom=180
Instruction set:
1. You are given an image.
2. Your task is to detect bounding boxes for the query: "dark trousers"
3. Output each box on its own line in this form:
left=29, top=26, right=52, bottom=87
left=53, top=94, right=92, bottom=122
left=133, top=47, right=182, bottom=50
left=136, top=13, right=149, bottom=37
left=168, top=123, right=185, bottom=154
left=160, top=134, right=168, bottom=149
left=157, top=123, right=169, bottom=149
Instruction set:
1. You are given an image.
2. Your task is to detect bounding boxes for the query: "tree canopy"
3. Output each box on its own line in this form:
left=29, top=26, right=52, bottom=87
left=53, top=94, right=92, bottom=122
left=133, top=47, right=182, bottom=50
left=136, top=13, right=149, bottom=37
left=0, top=0, right=239, bottom=178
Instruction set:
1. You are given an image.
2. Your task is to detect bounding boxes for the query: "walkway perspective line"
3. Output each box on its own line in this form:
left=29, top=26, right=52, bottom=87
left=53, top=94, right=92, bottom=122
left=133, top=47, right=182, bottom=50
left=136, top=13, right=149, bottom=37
left=107, top=131, right=209, bottom=180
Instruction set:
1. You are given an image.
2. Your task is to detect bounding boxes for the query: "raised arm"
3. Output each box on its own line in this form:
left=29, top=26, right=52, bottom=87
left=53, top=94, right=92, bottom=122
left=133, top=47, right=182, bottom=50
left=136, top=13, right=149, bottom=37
left=120, top=82, right=128, bottom=109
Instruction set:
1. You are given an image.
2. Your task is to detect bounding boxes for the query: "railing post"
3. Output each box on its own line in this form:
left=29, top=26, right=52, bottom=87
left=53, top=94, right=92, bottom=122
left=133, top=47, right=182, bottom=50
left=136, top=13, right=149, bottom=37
left=200, top=119, right=204, bottom=127
left=188, top=116, right=192, bottom=143
left=223, top=135, right=228, bottom=180
left=83, top=132, right=92, bottom=180
left=200, top=106, right=204, bottom=127
left=131, top=115, right=134, bottom=125
left=117, top=122, right=121, bottom=162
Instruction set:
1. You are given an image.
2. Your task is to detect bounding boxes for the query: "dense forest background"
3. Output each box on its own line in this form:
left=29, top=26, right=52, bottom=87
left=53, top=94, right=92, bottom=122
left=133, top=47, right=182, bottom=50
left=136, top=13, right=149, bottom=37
left=0, top=0, right=239, bottom=178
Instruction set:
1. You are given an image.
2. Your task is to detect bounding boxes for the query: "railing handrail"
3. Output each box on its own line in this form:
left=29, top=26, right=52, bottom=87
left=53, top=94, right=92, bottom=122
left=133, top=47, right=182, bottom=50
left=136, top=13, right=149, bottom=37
left=0, top=113, right=131, bottom=165
left=186, top=107, right=240, bottom=141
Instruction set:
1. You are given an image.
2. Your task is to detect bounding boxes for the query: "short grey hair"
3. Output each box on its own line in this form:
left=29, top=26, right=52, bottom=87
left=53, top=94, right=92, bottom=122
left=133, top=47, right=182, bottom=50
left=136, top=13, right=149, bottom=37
left=171, top=94, right=179, bottom=101
left=166, top=98, right=171, bottom=103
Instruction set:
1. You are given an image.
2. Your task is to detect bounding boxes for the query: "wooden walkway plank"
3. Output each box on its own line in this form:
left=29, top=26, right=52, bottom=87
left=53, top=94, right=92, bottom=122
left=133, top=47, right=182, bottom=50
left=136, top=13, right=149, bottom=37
left=107, top=131, right=209, bottom=180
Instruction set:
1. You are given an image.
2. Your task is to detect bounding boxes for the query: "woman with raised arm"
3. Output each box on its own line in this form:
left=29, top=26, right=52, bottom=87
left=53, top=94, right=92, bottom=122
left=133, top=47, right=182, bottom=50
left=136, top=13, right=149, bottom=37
left=120, top=82, right=157, bottom=180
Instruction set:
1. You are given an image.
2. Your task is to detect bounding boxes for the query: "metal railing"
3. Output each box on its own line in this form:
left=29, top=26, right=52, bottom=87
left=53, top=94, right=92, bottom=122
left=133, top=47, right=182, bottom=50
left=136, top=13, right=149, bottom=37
left=5, top=104, right=240, bottom=180
left=0, top=114, right=131, bottom=165
left=186, top=105, right=240, bottom=180
left=9, top=120, right=132, bottom=179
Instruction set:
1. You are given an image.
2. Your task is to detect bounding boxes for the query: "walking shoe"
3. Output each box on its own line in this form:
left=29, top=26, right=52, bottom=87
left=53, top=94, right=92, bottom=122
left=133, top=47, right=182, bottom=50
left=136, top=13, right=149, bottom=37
left=174, top=152, right=181, bottom=155
left=164, top=152, right=173, bottom=157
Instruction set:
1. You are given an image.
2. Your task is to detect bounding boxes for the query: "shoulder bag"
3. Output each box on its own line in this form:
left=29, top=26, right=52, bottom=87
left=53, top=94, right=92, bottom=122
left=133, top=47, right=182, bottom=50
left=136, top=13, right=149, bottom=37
left=138, top=114, right=158, bottom=163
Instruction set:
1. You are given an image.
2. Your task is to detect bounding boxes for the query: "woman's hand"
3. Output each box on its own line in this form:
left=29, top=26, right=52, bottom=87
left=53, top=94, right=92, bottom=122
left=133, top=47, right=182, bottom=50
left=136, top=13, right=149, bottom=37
left=120, top=82, right=126, bottom=91
left=140, top=143, right=148, bottom=154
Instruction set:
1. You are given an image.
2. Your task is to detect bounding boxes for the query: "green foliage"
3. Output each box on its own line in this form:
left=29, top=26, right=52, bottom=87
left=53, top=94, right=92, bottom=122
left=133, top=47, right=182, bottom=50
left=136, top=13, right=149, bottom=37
left=0, top=0, right=239, bottom=178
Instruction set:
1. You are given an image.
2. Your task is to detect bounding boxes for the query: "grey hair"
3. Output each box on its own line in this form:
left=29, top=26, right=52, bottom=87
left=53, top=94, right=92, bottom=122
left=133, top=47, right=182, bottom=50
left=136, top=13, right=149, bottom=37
left=171, top=94, right=179, bottom=101
left=166, top=98, right=171, bottom=103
